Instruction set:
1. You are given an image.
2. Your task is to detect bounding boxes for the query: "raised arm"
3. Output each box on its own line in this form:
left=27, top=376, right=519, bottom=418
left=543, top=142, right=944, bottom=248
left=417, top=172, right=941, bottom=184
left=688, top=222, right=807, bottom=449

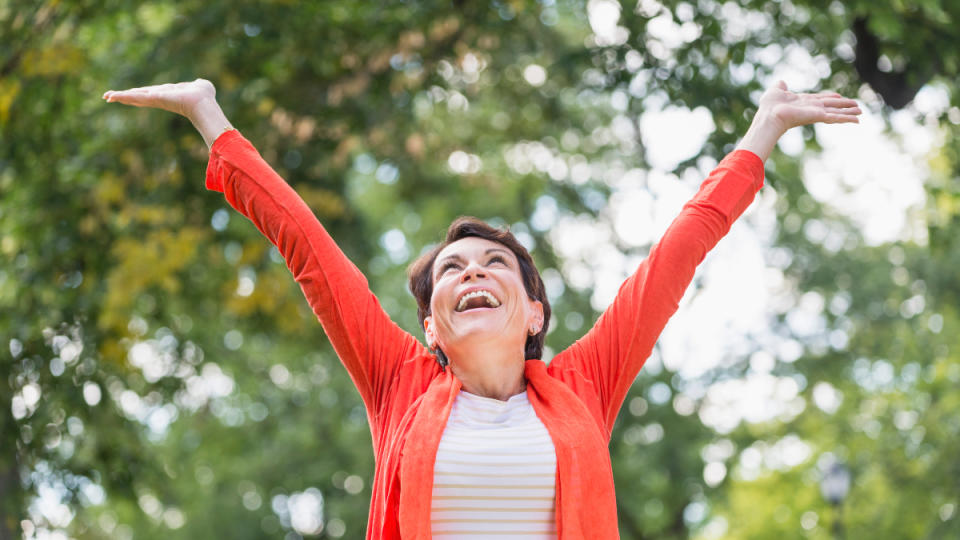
left=550, top=81, right=861, bottom=434
left=103, top=80, right=427, bottom=417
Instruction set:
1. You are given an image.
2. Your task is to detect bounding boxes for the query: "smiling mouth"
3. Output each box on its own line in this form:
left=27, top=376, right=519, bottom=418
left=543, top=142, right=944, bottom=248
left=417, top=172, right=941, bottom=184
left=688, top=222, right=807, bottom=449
left=455, top=290, right=502, bottom=312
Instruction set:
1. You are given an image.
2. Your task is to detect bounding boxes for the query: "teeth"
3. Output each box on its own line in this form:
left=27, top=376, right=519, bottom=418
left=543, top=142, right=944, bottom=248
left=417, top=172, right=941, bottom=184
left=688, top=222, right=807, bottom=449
left=456, top=290, right=501, bottom=312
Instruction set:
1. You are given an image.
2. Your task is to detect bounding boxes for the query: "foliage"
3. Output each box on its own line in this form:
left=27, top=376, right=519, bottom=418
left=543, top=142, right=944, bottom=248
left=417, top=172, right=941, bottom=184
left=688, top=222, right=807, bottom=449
left=2, top=0, right=959, bottom=539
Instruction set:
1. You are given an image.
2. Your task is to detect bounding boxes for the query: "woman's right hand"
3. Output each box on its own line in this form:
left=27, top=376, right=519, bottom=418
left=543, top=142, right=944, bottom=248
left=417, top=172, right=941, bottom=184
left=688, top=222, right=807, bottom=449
left=103, top=78, right=215, bottom=119
left=103, top=78, right=233, bottom=149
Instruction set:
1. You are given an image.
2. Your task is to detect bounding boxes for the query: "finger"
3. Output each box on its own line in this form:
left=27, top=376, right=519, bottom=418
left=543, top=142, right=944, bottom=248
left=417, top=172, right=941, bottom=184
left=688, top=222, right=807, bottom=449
left=822, top=114, right=860, bottom=124
left=103, top=90, right=137, bottom=100
left=824, top=105, right=862, bottom=115
left=775, top=80, right=788, bottom=91
left=104, top=88, right=146, bottom=101
left=815, top=91, right=843, bottom=98
left=105, top=91, right=155, bottom=106
left=108, top=86, right=149, bottom=95
left=821, top=97, right=859, bottom=108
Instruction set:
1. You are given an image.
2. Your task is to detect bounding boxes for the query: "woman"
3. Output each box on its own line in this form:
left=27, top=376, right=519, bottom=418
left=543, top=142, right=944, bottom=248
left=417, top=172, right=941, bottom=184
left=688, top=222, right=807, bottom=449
left=103, top=78, right=859, bottom=538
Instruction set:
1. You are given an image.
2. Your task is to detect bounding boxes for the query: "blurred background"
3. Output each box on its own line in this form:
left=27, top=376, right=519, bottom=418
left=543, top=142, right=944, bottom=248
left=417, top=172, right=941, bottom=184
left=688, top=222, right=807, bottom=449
left=2, top=0, right=959, bottom=538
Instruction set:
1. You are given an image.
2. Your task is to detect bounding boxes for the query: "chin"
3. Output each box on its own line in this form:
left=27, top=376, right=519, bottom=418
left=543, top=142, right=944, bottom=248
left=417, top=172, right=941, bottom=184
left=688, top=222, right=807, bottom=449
left=455, top=322, right=505, bottom=340
left=450, top=318, right=515, bottom=343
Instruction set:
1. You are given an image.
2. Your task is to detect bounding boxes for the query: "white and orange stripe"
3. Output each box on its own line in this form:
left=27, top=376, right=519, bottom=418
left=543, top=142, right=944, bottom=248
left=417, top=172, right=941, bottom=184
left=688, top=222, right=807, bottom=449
left=431, top=390, right=558, bottom=539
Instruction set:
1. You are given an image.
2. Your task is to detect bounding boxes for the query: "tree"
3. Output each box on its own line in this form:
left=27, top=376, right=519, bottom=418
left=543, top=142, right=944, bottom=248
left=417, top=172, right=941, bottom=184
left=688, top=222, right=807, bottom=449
left=591, top=0, right=960, bottom=537
left=3, top=0, right=958, bottom=538
left=2, top=1, right=613, bottom=537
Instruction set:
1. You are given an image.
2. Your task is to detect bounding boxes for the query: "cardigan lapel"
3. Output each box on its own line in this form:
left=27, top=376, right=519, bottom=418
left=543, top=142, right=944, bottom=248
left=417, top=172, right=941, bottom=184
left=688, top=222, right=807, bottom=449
left=398, top=369, right=461, bottom=539
left=396, top=360, right=620, bottom=539
left=525, top=360, right=620, bottom=539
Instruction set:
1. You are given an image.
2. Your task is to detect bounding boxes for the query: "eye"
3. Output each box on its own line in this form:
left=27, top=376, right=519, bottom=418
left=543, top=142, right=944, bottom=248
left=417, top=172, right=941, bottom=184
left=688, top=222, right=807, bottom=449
left=439, top=261, right=461, bottom=275
left=487, top=255, right=507, bottom=266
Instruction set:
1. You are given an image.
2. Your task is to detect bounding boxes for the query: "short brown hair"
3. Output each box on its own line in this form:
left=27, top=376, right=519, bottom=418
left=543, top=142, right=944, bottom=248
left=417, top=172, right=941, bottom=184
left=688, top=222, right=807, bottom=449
left=407, top=217, right=551, bottom=364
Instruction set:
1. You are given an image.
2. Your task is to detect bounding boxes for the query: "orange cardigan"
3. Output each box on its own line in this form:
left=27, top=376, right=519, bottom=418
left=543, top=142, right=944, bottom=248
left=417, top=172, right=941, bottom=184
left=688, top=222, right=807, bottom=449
left=205, top=130, right=764, bottom=538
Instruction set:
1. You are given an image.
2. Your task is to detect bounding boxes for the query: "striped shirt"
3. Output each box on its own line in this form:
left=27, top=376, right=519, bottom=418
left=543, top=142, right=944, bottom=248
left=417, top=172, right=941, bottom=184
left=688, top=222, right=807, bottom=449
left=431, top=390, right=558, bottom=538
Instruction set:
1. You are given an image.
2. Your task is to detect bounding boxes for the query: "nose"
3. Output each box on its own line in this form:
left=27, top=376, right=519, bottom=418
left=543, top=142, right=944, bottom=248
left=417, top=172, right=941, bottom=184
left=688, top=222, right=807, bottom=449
left=459, top=261, right=487, bottom=282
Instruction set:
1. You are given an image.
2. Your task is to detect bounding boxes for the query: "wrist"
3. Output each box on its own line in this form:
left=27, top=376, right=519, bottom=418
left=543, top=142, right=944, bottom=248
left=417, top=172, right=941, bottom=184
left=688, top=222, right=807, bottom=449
left=751, top=107, right=793, bottom=139
left=188, top=97, right=233, bottom=149
left=751, top=108, right=789, bottom=140
left=185, top=95, right=218, bottom=123
left=735, top=109, right=787, bottom=163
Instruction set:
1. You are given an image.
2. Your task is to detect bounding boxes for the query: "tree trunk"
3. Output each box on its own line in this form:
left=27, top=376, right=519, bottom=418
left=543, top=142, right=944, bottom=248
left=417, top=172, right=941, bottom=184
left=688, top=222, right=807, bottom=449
left=0, top=457, right=20, bottom=540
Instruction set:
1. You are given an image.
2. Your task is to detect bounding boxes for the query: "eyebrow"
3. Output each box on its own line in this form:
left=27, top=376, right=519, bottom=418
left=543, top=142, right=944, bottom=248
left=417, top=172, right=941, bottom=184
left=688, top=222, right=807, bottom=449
left=485, top=247, right=512, bottom=257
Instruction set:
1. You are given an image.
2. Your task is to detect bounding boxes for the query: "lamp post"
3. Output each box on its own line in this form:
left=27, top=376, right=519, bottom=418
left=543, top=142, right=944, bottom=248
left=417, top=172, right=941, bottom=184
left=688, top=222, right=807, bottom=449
left=819, top=460, right=851, bottom=539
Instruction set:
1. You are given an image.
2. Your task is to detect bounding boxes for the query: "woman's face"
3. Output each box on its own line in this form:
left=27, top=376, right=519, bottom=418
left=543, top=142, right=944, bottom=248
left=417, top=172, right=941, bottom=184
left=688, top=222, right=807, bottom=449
left=424, top=237, right=543, bottom=357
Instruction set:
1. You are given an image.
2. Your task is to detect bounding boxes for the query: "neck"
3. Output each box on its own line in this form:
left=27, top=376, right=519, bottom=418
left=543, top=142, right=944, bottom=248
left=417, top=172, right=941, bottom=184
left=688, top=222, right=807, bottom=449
left=446, top=342, right=526, bottom=401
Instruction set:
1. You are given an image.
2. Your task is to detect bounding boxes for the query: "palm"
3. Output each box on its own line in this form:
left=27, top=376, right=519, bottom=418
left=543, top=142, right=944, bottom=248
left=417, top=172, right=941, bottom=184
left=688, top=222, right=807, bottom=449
left=760, top=81, right=861, bottom=131
left=103, top=79, right=215, bottom=119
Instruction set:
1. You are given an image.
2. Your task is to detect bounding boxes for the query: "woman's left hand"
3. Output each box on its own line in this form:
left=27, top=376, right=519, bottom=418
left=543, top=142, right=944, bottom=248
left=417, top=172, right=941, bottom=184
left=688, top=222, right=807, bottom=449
left=760, top=80, right=861, bottom=132
left=736, top=81, right=861, bottom=162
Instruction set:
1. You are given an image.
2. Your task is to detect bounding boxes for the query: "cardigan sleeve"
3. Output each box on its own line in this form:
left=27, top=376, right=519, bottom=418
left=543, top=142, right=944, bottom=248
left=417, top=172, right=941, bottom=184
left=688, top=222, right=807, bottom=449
left=549, top=150, right=765, bottom=433
left=205, top=130, right=427, bottom=418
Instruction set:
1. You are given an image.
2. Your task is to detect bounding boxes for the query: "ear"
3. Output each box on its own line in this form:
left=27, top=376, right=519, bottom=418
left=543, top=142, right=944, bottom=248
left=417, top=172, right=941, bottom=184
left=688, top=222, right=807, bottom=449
left=528, top=299, right=544, bottom=332
left=423, top=315, right=437, bottom=349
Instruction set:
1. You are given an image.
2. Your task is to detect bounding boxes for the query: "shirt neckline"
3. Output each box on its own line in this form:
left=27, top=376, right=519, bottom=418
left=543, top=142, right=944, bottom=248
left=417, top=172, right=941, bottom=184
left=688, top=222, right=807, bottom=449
left=454, top=389, right=533, bottom=424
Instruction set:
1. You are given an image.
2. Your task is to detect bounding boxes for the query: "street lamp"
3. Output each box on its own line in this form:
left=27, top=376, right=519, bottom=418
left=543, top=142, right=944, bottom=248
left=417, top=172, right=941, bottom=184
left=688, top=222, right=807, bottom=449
left=819, top=459, right=851, bottom=539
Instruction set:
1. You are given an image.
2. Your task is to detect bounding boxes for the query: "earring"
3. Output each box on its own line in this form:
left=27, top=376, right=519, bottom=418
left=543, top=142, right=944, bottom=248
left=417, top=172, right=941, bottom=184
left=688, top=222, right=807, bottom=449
left=433, top=346, right=448, bottom=369
left=529, top=325, right=539, bottom=336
